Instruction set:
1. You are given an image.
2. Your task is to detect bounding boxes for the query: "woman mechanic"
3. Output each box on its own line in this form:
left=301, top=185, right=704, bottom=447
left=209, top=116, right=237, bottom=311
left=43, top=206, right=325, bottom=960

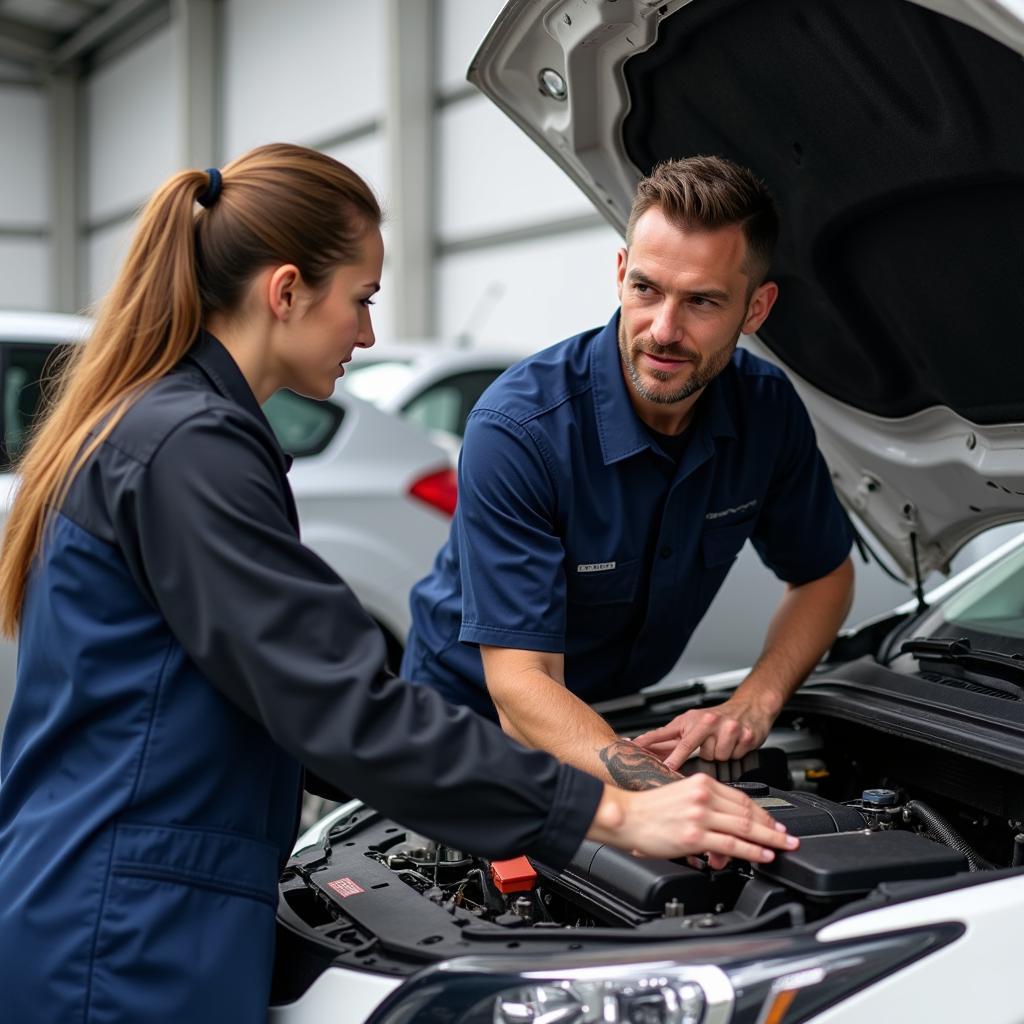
left=0, top=144, right=796, bottom=1021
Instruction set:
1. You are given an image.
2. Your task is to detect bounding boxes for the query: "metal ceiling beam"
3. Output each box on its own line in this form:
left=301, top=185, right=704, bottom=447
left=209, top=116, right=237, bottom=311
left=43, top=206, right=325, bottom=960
left=60, top=0, right=113, bottom=12
left=0, top=15, right=57, bottom=66
left=50, top=0, right=164, bottom=68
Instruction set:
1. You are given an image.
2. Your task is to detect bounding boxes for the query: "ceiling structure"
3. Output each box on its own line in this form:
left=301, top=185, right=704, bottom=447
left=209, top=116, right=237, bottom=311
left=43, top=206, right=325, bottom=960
left=0, top=0, right=165, bottom=79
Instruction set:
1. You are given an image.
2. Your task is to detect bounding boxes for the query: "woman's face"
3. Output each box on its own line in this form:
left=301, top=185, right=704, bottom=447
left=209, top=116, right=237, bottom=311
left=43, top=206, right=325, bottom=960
left=279, top=227, right=384, bottom=400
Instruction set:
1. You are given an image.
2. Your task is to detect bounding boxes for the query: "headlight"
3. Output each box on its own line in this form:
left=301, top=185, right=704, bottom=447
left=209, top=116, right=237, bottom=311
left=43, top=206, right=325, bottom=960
left=365, top=924, right=961, bottom=1024
left=493, top=976, right=708, bottom=1024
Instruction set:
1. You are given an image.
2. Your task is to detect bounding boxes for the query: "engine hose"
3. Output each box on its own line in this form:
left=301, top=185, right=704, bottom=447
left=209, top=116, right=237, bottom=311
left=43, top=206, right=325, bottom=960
left=905, top=799, right=994, bottom=872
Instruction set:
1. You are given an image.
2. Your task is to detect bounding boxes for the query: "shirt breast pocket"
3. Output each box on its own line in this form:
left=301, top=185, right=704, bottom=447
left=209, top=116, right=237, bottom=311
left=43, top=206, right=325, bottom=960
left=701, top=517, right=756, bottom=567
left=566, top=558, right=641, bottom=606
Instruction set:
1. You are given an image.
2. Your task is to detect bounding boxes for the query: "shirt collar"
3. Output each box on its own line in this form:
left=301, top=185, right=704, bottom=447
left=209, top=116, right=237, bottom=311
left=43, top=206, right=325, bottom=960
left=590, top=309, right=737, bottom=467
left=186, top=329, right=294, bottom=472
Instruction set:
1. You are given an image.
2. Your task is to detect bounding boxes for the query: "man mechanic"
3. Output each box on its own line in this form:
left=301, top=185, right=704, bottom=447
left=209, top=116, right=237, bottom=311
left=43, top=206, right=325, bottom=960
left=402, top=155, right=855, bottom=790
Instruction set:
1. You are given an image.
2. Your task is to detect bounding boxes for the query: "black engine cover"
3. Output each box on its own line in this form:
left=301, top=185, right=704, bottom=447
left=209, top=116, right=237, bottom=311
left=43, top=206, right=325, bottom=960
left=559, top=786, right=867, bottom=916
left=756, top=830, right=968, bottom=897
left=741, top=784, right=867, bottom=836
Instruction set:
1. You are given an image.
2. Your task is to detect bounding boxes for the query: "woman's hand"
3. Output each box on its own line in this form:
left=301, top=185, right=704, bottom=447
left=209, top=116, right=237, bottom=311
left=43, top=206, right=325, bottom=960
left=587, top=772, right=798, bottom=869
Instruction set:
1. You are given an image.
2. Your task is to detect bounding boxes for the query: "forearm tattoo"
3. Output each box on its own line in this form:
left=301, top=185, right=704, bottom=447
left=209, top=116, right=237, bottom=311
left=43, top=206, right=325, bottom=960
left=598, top=738, right=682, bottom=791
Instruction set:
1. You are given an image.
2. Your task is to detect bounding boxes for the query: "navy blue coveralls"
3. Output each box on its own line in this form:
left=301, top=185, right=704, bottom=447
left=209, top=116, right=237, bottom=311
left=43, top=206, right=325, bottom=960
left=0, top=333, right=601, bottom=1023
left=403, top=311, right=853, bottom=718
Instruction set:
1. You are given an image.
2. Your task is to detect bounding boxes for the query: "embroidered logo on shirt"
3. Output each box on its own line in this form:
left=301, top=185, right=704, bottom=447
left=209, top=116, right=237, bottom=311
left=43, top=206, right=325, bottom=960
left=705, top=499, right=758, bottom=521
left=577, top=561, right=617, bottom=573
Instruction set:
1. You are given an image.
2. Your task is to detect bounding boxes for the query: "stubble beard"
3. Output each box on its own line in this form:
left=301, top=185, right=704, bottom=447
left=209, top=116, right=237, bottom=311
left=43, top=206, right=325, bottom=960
left=618, top=319, right=738, bottom=406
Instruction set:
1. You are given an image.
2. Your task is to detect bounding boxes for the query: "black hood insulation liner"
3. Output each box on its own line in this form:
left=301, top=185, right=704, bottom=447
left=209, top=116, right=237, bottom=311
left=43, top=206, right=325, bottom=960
left=623, top=0, right=1024, bottom=424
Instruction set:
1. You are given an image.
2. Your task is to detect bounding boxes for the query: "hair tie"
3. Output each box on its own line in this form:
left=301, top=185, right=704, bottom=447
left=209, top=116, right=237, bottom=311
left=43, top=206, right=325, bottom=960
left=197, top=167, right=222, bottom=208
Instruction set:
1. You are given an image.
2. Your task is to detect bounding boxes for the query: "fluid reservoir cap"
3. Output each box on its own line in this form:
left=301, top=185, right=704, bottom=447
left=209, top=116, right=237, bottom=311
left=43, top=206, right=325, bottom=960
left=731, top=781, right=770, bottom=799
left=861, top=788, right=898, bottom=807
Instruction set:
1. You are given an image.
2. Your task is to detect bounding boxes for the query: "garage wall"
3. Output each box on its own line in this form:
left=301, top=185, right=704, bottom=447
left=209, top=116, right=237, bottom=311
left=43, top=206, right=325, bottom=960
left=437, top=224, right=620, bottom=351
left=437, top=0, right=505, bottom=95
left=73, top=0, right=613, bottom=346
left=79, top=2, right=392, bottom=312
left=83, top=25, right=181, bottom=306
left=221, top=0, right=385, bottom=158
left=434, top=0, right=615, bottom=351
left=0, top=84, right=50, bottom=310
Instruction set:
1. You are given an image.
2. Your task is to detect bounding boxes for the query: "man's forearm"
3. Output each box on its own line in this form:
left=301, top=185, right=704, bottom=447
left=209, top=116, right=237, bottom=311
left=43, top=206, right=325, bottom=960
left=735, top=557, right=854, bottom=710
left=492, top=669, right=681, bottom=790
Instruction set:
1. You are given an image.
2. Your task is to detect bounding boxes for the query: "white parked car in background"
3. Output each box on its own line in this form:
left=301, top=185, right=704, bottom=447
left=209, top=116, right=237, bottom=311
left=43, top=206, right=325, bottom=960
left=0, top=312, right=457, bottom=735
left=342, top=341, right=520, bottom=446
left=269, top=1, right=1024, bottom=1022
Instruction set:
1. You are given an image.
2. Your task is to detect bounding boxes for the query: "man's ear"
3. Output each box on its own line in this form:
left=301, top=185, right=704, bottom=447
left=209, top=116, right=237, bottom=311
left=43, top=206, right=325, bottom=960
left=742, top=280, right=779, bottom=335
left=615, top=247, right=628, bottom=301
left=267, top=264, right=302, bottom=322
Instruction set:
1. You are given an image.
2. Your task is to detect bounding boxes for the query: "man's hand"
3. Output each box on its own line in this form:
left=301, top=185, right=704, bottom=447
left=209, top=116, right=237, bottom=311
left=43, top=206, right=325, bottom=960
left=633, top=692, right=775, bottom=770
left=588, top=771, right=799, bottom=867
left=635, top=557, right=854, bottom=769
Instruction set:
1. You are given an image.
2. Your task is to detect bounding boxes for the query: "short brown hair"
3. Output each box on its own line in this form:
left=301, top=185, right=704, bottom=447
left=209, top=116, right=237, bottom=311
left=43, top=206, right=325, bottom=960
left=626, top=155, right=778, bottom=283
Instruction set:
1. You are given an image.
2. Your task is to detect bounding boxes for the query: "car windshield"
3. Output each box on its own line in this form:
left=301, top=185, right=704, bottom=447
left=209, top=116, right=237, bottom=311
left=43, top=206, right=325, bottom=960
left=343, top=360, right=415, bottom=404
left=899, top=537, right=1024, bottom=655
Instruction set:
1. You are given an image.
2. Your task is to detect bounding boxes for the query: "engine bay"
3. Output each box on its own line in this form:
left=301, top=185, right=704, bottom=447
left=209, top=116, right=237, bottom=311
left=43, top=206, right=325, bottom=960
left=274, top=673, right=1024, bottom=998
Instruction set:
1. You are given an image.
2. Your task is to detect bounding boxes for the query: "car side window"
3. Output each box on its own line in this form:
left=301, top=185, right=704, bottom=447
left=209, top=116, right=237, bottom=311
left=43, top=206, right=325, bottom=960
left=1, top=343, right=68, bottom=472
left=402, top=369, right=503, bottom=439
left=262, top=390, right=344, bottom=458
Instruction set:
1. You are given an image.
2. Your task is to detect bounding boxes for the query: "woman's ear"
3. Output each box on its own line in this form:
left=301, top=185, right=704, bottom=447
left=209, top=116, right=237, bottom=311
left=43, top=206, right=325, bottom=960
left=267, top=264, right=302, bottom=321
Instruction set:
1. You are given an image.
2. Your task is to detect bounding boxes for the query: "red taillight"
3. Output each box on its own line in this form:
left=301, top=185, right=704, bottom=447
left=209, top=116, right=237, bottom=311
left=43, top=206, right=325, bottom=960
left=409, top=467, right=457, bottom=516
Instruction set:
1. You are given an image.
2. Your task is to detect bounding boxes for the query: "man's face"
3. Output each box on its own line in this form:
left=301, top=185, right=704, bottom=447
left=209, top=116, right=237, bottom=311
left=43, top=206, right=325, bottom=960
left=616, top=208, right=777, bottom=411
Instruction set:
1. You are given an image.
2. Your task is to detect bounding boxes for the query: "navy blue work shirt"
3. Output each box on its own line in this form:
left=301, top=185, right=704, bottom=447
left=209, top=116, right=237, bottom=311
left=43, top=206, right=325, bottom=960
left=403, top=310, right=852, bottom=719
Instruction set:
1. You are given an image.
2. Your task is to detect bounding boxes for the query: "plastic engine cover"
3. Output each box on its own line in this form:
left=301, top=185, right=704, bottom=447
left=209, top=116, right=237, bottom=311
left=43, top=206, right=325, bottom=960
left=756, top=830, right=968, bottom=897
left=561, top=786, right=867, bottom=915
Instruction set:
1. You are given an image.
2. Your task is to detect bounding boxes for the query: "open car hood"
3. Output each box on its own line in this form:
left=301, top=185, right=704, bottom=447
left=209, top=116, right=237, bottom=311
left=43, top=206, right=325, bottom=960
left=469, top=0, right=1024, bottom=578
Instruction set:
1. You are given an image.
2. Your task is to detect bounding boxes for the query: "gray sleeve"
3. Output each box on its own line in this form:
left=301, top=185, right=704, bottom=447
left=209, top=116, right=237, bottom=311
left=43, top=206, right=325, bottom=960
left=113, top=410, right=601, bottom=868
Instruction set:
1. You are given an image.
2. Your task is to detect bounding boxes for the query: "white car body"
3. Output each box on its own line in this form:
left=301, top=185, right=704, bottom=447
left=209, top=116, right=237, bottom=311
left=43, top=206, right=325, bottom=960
left=342, top=341, right=521, bottom=451
left=0, top=312, right=455, bottom=733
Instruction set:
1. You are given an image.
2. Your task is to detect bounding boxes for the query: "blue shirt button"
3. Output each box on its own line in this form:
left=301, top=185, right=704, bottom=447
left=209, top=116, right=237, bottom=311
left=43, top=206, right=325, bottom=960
left=659, top=545, right=673, bottom=559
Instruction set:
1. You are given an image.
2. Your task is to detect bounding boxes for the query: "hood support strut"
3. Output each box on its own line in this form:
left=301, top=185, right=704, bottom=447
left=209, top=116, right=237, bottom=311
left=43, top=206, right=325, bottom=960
left=909, top=533, right=927, bottom=615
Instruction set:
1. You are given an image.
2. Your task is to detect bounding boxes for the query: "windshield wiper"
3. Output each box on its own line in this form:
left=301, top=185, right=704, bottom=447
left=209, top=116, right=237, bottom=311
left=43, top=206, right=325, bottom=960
left=900, top=636, right=1024, bottom=694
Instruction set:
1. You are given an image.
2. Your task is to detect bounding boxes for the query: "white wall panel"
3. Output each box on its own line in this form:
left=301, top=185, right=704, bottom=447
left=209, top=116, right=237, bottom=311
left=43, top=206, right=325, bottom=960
left=322, top=133, right=387, bottom=206
left=86, top=26, right=180, bottom=224
left=223, top=0, right=385, bottom=159
left=438, top=96, right=593, bottom=242
left=0, top=239, right=50, bottom=311
left=437, top=224, right=621, bottom=350
left=0, top=87, right=48, bottom=226
left=437, top=0, right=507, bottom=94
left=85, top=219, right=135, bottom=308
